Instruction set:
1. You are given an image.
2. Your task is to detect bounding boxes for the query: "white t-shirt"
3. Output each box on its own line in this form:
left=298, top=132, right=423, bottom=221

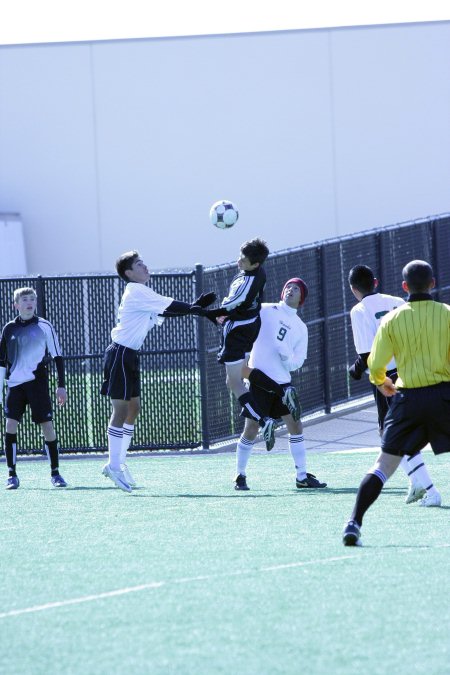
left=111, top=282, right=173, bottom=350
left=248, top=301, right=308, bottom=384
left=350, top=292, right=405, bottom=371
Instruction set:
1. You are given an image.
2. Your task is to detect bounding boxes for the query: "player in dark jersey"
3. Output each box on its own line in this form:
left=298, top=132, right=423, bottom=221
left=0, top=287, right=68, bottom=490
left=199, top=238, right=277, bottom=450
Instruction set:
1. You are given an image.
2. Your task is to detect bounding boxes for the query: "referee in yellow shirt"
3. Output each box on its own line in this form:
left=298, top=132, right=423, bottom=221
left=343, top=260, right=450, bottom=546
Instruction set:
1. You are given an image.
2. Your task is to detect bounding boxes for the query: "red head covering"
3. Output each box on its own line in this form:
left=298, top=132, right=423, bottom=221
left=281, top=277, right=308, bottom=307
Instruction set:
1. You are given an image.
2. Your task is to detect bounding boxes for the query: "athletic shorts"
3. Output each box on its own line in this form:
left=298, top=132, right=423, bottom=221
left=4, top=378, right=53, bottom=424
left=217, top=317, right=261, bottom=365
left=240, top=384, right=290, bottom=421
left=382, top=381, right=450, bottom=456
left=372, top=369, right=397, bottom=431
left=100, top=342, right=140, bottom=400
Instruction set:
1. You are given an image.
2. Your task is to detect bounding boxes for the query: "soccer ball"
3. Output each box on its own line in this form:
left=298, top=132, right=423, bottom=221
left=210, top=200, right=239, bottom=229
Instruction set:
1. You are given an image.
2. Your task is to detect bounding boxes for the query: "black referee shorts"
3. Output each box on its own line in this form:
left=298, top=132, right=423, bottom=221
left=217, top=317, right=261, bottom=365
left=382, top=381, right=450, bottom=456
left=100, top=342, right=141, bottom=401
left=4, top=378, right=53, bottom=424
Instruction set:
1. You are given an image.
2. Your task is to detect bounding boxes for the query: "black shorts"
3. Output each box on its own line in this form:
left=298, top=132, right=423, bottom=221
left=241, top=384, right=290, bottom=420
left=100, top=343, right=141, bottom=401
left=217, top=317, right=261, bottom=365
left=372, top=369, right=397, bottom=431
left=4, top=378, right=53, bottom=424
left=382, top=381, right=450, bottom=456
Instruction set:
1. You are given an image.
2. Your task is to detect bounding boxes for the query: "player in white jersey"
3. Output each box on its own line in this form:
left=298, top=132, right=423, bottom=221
left=0, top=287, right=68, bottom=489
left=100, top=250, right=216, bottom=492
left=348, top=265, right=439, bottom=505
left=233, top=277, right=327, bottom=491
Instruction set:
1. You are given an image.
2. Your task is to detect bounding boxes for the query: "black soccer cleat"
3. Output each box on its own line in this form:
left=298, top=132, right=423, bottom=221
left=234, top=474, right=250, bottom=491
left=260, top=417, right=276, bottom=451
left=6, top=475, right=20, bottom=490
left=282, top=386, right=302, bottom=421
left=296, top=473, right=327, bottom=488
left=342, top=520, right=362, bottom=546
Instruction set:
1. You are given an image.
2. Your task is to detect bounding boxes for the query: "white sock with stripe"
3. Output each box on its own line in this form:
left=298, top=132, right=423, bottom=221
left=404, top=452, right=439, bottom=496
left=289, top=434, right=307, bottom=480
left=236, top=436, right=254, bottom=476
left=120, top=424, right=134, bottom=465
left=107, top=426, right=123, bottom=471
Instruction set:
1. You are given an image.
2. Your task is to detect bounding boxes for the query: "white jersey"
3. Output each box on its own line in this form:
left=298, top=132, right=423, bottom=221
left=111, top=282, right=173, bottom=350
left=248, top=301, right=308, bottom=384
left=350, top=292, right=405, bottom=371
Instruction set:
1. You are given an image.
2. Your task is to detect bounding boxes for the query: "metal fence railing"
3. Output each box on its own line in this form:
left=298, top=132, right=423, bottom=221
left=1, top=213, right=449, bottom=455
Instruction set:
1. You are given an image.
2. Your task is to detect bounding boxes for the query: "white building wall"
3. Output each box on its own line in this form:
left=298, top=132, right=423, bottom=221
left=0, top=21, right=449, bottom=275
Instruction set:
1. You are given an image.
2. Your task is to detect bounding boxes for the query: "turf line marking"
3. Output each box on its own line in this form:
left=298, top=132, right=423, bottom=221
left=0, top=554, right=355, bottom=620
left=0, top=582, right=164, bottom=619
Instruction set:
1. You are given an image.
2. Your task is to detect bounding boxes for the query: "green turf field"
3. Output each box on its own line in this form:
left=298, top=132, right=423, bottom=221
left=1, top=449, right=449, bottom=675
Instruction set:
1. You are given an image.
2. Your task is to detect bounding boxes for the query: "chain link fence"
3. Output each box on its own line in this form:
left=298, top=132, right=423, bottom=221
left=1, top=213, right=449, bottom=455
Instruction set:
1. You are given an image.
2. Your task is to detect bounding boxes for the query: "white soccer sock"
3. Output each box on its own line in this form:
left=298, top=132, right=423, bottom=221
left=400, top=456, right=418, bottom=485
left=236, top=436, right=254, bottom=476
left=289, top=434, right=307, bottom=480
left=120, top=423, right=134, bottom=465
left=404, top=452, right=438, bottom=495
left=107, top=426, right=123, bottom=472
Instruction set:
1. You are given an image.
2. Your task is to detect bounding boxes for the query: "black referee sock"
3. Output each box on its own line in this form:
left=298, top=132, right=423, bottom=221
left=248, top=369, right=285, bottom=397
left=5, top=433, right=18, bottom=476
left=350, top=471, right=386, bottom=526
left=45, top=439, right=60, bottom=473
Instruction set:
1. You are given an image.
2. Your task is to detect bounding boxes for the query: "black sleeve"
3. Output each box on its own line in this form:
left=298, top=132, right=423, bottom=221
left=348, top=353, right=370, bottom=380
left=0, top=329, right=7, bottom=369
left=54, top=356, right=66, bottom=388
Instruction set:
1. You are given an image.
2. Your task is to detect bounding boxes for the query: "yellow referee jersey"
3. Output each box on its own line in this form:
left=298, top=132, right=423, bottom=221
left=368, top=299, right=450, bottom=388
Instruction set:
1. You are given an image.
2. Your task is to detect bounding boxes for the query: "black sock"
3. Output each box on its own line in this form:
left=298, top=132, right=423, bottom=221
left=5, top=433, right=17, bottom=476
left=238, top=392, right=262, bottom=422
left=248, top=369, right=285, bottom=397
left=351, top=472, right=386, bottom=526
left=45, top=439, right=60, bottom=473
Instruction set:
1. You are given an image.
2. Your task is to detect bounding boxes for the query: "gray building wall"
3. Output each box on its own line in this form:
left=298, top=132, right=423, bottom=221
left=0, top=21, right=449, bottom=274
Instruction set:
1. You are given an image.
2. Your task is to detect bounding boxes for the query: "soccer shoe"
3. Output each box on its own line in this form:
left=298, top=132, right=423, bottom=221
left=296, top=473, right=327, bottom=489
left=6, top=476, right=20, bottom=490
left=419, top=492, right=442, bottom=507
left=342, top=520, right=362, bottom=546
left=51, top=473, right=68, bottom=488
left=121, top=464, right=136, bottom=487
left=261, top=417, right=276, bottom=451
left=102, top=463, right=132, bottom=493
left=282, top=386, right=302, bottom=421
left=405, top=484, right=426, bottom=504
left=234, top=474, right=250, bottom=491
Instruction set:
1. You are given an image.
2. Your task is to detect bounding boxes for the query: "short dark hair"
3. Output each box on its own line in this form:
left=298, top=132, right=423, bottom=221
left=116, top=250, right=140, bottom=282
left=402, top=260, right=433, bottom=293
left=240, top=238, right=269, bottom=266
left=348, top=265, right=376, bottom=294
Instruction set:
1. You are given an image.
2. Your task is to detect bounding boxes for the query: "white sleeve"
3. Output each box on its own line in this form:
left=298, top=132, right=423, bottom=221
left=135, top=284, right=173, bottom=314
left=279, top=322, right=308, bottom=372
left=40, top=320, right=63, bottom=358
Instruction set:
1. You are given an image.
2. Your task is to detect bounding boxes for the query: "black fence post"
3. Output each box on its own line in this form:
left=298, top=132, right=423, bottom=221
left=195, top=263, right=210, bottom=449
left=35, top=275, right=46, bottom=318
left=319, top=246, right=332, bottom=414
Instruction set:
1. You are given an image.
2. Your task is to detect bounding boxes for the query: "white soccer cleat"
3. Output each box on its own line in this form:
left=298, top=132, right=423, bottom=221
left=405, top=484, right=426, bottom=504
left=102, top=463, right=132, bottom=493
left=121, top=463, right=136, bottom=487
left=419, top=492, right=442, bottom=507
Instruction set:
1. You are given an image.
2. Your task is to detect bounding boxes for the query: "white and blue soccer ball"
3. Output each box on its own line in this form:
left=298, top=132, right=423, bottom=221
left=209, top=200, right=239, bottom=229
